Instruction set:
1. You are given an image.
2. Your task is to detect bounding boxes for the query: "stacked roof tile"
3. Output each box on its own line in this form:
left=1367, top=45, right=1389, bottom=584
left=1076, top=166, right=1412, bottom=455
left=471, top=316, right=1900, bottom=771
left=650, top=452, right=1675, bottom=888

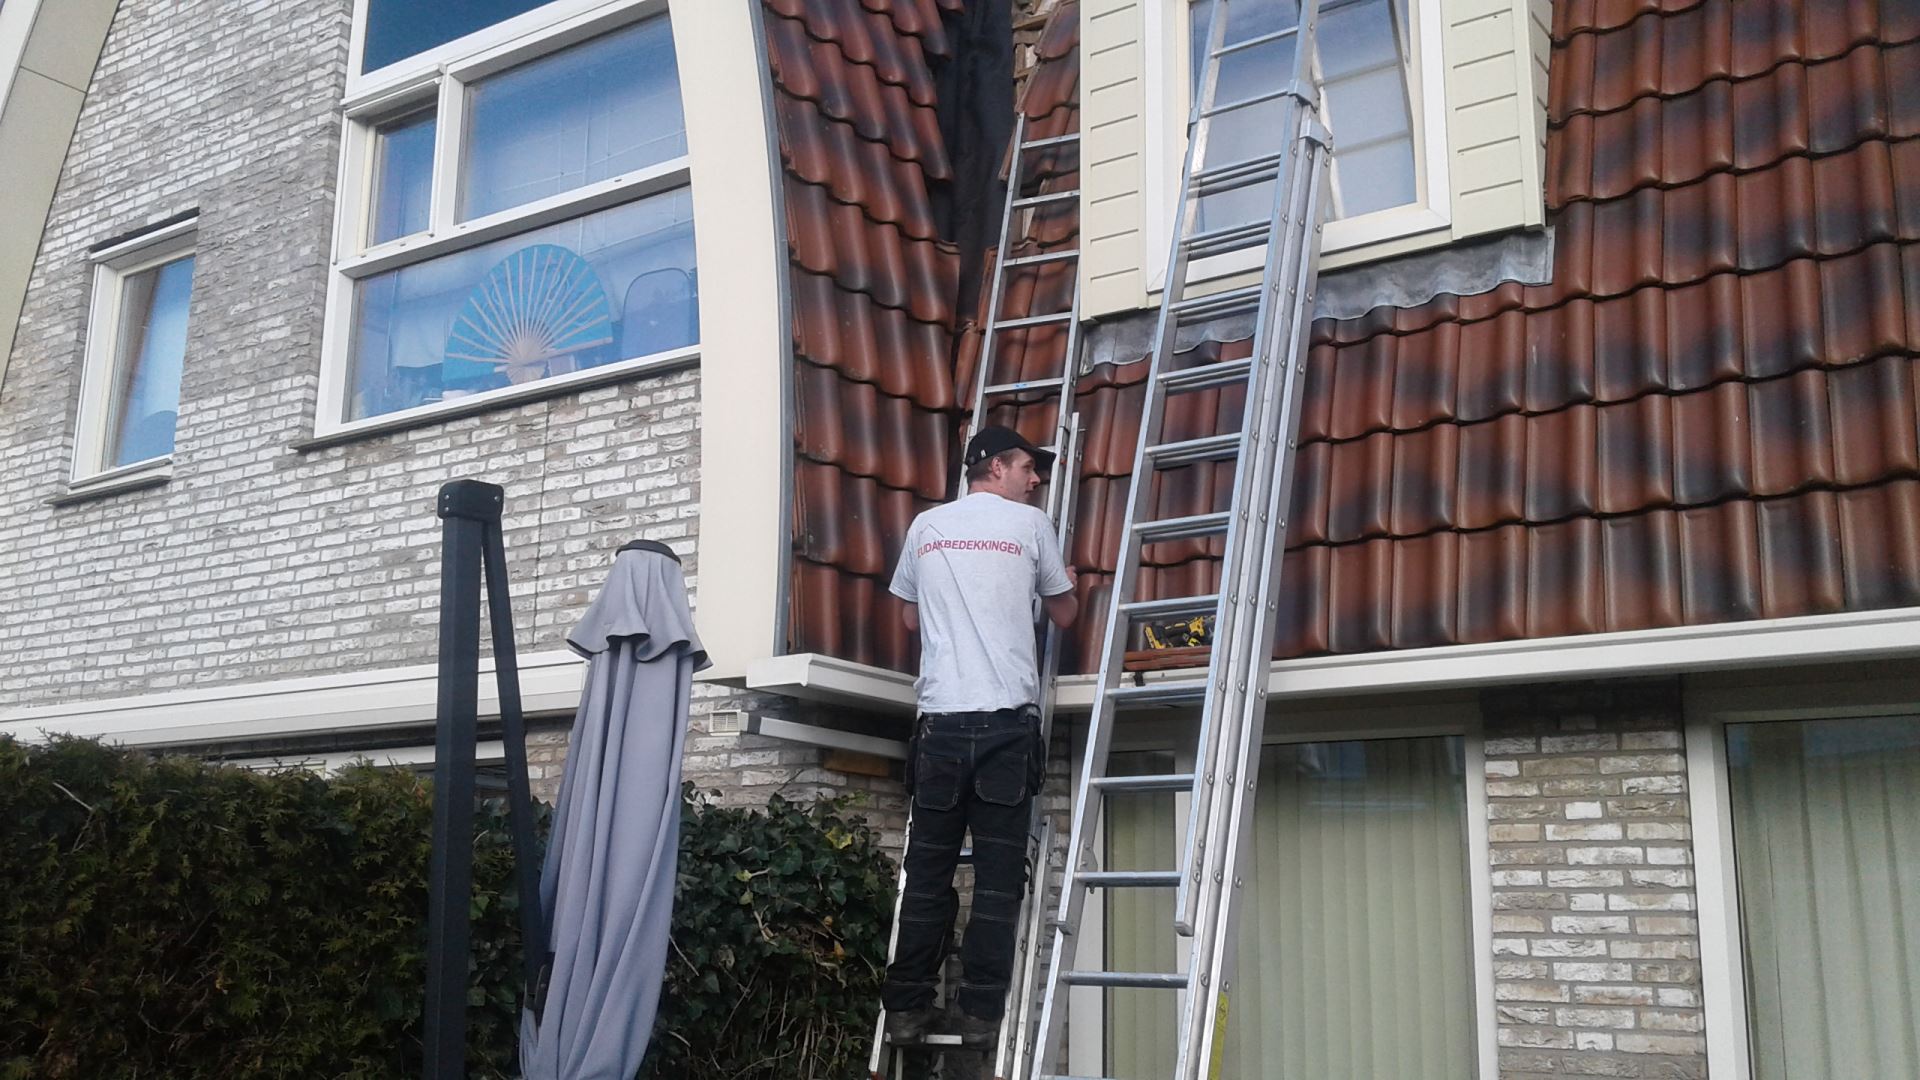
left=771, top=0, right=966, bottom=669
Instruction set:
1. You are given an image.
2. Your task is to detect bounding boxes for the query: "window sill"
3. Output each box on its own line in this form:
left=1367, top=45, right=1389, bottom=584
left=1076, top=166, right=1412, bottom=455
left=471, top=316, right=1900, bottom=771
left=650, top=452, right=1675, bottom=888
left=294, top=344, right=699, bottom=452
left=48, top=460, right=172, bottom=506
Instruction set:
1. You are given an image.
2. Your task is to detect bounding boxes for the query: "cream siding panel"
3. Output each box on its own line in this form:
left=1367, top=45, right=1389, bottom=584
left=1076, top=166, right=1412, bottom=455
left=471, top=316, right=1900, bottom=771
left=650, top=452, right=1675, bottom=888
left=1440, top=0, right=1542, bottom=237
left=1078, top=0, right=1149, bottom=316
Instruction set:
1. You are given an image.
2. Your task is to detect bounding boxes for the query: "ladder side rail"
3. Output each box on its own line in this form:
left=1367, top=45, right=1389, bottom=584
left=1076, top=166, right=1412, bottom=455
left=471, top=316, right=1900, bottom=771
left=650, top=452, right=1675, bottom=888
left=1165, top=0, right=1319, bottom=940
left=1027, top=0, right=1240, bottom=1074
left=868, top=809, right=921, bottom=1078
left=998, top=815, right=1058, bottom=1080
left=1188, top=117, right=1333, bottom=1080
left=970, top=112, right=1033, bottom=441
left=1174, top=43, right=1334, bottom=1077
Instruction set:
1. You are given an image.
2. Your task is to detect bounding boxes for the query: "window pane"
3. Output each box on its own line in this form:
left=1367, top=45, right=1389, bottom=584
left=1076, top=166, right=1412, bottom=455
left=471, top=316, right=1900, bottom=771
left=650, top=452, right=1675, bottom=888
left=369, top=110, right=436, bottom=245
left=107, top=254, right=195, bottom=468
left=347, top=189, right=697, bottom=421
left=460, top=17, right=687, bottom=221
left=362, top=0, right=553, bottom=73
left=1726, top=717, right=1920, bottom=1080
left=1107, top=736, right=1476, bottom=1080
left=1189, top=0, right=1417, bottom=225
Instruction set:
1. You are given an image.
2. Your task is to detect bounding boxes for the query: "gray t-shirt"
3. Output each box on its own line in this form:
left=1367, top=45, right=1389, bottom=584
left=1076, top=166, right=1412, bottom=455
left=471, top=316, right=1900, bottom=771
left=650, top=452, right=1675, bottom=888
left=889, top=491, right=1073, bottom=714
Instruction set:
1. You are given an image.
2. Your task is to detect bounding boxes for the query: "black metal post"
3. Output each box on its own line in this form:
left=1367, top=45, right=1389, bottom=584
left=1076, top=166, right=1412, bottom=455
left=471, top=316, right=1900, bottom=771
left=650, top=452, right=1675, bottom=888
left=424, top=479, right=545, bottom=1080
left=425, top=481, right=491, bottom=1079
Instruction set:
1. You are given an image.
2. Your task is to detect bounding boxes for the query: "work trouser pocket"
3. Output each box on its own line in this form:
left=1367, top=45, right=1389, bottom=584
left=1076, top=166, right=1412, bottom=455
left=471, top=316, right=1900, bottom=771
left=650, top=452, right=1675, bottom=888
left=974, top=738, right=1030, bottom=807
left=913, top=748, right=964, bottom=812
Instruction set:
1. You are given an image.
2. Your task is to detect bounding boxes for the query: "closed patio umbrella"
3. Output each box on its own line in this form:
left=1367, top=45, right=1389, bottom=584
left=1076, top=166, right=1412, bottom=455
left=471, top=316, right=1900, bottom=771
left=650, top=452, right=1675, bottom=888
left=520, top=539, right=707, bottom=1080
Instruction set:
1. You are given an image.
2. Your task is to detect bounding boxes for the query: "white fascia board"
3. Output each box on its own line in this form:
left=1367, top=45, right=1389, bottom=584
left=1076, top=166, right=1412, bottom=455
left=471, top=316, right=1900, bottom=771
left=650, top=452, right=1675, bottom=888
left=1048, top=607, right=1920, bottom=710
left=742, top=653, right=918, bottom=714
left=0, top=649, right=587, bottom=748
left=751, top=608, right=1920, bottom=715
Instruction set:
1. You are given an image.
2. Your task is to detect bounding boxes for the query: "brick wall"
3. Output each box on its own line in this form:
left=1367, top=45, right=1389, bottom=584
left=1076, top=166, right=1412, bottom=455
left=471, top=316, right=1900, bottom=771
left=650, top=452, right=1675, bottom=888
left=0, top=0, right=916, bottom=824
left=1480, top=680, right=1708, bottom=1079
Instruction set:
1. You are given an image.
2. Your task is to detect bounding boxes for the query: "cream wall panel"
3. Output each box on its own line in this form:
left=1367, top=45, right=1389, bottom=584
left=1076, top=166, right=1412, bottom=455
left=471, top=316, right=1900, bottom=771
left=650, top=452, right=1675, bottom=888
left=679, top=3, right=786, bottom=679
left=1078, top=0, right=1148, bottom=316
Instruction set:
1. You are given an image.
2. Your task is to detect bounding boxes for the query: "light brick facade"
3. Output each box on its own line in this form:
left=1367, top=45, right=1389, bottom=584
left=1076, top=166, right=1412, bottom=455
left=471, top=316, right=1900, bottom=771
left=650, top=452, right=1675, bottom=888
left=1482, top=681, right=1708, bottom=1080
left=0, top=0, right=890, bottom=817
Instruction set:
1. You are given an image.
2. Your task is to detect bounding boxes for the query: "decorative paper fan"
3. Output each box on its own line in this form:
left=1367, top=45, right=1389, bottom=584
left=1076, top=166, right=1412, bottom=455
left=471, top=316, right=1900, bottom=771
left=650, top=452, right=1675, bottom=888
left=444, top=244, right=614, bottom=386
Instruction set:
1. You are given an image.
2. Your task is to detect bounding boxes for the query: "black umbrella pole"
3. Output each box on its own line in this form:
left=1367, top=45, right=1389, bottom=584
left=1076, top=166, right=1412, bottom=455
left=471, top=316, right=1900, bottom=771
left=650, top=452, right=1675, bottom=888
left=424, top=480, right=500, bottom=1080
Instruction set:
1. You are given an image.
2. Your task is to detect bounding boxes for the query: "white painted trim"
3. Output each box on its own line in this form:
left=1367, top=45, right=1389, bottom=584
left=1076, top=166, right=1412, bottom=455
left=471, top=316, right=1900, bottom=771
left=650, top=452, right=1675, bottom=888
left=228, top=740, right=509, bottom=775
left=1143, top=0, right=1451, bottom=291
left=337, top=158, right=692, bottom=276
left=745, top=715, right=907, bottom=760
left=1685, top=714, right=1752, bottom=1080
left=0, top=648, right=588, bottom=748
left=309, top=344, right=699, bottom=443
left=757, top=610, right=1920, bottom=717
left=1464, top=727, right=1498, bottom=1080
left=0, top=0, right=40, bottom=112
left=70, top=221, right=200, bottom=486
left=743, top=652, right=918, bottom=713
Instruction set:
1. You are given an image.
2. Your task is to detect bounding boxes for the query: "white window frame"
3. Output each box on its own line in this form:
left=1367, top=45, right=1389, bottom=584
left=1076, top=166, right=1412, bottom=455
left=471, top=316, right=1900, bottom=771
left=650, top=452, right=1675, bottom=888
left=1142, top=0, right=1452, bottom=291
left=1685, top=667, right=1920, bottom=1080
left=69, top=215, right=200, bottom=494
left=1065, top=696, right=1497, bottom=1078
left=319, top=0, right=695, bottom=441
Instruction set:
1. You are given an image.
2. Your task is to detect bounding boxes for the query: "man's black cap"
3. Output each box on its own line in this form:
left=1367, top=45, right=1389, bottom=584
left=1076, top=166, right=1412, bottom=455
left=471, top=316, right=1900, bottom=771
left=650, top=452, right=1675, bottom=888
left=964, top=424, right=1056, bottom=475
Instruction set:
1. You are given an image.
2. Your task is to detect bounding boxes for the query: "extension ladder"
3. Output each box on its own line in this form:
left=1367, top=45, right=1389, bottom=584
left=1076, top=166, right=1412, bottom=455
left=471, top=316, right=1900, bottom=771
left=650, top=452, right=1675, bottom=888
left=1021, top=0, right=1334, bottom=1076
left=870, top=109, right=1087, bottom=1080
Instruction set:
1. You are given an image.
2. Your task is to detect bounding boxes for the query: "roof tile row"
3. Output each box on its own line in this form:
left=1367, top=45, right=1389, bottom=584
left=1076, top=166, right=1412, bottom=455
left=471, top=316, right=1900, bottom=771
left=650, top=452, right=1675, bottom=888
left=1549, top=0, right=1920, bottom=121
left=1549, top=41, right=1920, bottom=204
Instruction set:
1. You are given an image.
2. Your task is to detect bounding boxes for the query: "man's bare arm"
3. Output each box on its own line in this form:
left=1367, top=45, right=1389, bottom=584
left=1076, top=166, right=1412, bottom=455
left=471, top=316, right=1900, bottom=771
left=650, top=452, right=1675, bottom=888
left=1042, top=566, right=1080, bottom=628
left=902, top=602, right=918, bottom=634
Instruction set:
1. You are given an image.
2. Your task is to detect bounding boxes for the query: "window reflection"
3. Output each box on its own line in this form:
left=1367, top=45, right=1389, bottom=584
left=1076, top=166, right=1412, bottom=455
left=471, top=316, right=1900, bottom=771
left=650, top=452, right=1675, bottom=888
left=460, top=16, right=687, bottom=221
left=369, top=110, right=436, bottom=245
left=1189, top=0, right=1417, bottom=226
left=362, top=0, right=552, bottom=73
left=108, top=255, right=196, bottom=467
left=347, top=190, right=697, bottom=420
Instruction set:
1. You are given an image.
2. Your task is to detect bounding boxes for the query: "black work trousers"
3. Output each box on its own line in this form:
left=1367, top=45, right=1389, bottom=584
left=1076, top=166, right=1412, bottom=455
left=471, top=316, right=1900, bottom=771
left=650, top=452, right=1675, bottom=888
left=882, top=707, right=1042, bottom=1021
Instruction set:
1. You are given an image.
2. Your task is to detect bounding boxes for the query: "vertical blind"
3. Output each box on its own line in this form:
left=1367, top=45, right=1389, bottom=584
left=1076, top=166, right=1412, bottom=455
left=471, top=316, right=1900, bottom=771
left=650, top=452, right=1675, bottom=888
left=1107, top=736, right=1476, bottom=1079
left=1726, top=716, right=1920, bottom=1080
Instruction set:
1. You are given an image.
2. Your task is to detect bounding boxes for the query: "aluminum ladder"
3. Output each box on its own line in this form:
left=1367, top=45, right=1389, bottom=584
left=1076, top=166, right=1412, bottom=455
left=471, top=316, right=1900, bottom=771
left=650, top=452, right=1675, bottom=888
left=1021, top=0, right=1333, bottom=1076
left=869, top=110, right=1087, bottom=1080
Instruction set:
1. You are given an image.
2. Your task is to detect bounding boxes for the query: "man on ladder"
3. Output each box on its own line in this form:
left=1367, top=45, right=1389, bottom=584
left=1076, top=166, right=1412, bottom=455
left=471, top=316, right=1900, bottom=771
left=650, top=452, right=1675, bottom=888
left=881, top=424, right=1079, bottom=1052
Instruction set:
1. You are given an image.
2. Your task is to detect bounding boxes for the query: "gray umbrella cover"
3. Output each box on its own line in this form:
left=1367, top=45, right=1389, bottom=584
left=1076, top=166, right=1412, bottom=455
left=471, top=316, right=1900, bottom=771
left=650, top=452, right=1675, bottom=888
left=519, top=546, right=709, bottom=1080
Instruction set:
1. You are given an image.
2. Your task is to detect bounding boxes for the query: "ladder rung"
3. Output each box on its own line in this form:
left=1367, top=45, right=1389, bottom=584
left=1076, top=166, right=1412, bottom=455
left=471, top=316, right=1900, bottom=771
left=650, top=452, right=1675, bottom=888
left=1171, top=284, right=1263, bottom=323
left=1021, top=132, right=1081, bottom=149
left=1185, top=220, right=1270, bottom=261
left=1145, top=432, right=1241, bottom=467
left=1076, top=870, right=1181, bottom=888
left=891, top=1032, right=966, bottom=1048
left=1012, top=190, right=1077, bottom=209
left=985, top=377, right=1066, bottom=396
left=1191, top=151, right=1285, bottom=197
left=1005, top=249, right=1079, bottom=267
left=1092, top=772, right=1197, bottom=794
left=1063, top=970, right=1190, bottom=989
left=994, top=311, right=1074, bottom=331
left=1107, top=679, right=1209, bottom=707
left=1118, top=593, right=1219, bottom=621
left=1213, top=25, right=1298, bottom=58
left=1131, top=510, right=1231, bottom=543
left=1160, top=357, right=1255, bottom=393
left=1202, top=84, right=1293, bottom=117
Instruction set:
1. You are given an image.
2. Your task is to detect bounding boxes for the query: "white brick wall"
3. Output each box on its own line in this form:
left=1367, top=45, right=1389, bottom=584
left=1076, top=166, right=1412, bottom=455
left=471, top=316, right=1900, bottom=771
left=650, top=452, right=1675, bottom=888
left=0, top=0, right=913, bottom=829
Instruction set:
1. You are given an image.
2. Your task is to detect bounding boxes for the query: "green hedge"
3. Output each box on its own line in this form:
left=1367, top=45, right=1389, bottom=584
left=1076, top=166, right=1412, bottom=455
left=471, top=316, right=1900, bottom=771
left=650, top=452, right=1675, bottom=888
left=0, top=737, right=894, bottom=1080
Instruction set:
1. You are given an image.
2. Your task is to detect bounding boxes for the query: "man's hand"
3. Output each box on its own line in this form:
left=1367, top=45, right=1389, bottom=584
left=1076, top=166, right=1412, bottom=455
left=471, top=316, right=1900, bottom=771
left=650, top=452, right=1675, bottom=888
left=1043, top=566, right=1079, bottom=629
